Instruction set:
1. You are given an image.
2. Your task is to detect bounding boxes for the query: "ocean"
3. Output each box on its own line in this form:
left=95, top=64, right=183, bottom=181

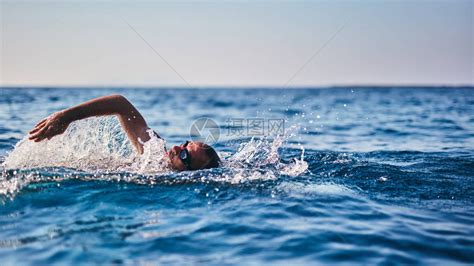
left=1, top=87, right=473, bottom=264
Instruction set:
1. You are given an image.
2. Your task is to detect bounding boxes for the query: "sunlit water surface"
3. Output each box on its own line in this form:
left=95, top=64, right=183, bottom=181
left=1, top=87, right=473, bottom=264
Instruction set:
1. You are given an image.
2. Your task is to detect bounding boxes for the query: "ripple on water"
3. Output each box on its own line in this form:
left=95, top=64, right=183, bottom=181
left=0, top=88, right=473, bottom=264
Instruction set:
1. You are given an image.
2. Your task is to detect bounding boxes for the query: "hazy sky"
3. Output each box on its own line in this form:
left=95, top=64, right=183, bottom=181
left=1, top=0, right=472, bottom=87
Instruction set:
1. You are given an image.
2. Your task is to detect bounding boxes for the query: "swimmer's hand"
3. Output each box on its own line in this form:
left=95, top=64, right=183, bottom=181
left=29, top=111, right=70, bottom=142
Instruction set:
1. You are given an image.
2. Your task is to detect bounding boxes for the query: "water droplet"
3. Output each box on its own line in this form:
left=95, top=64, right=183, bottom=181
left=316, top=115, right=321, bottom=119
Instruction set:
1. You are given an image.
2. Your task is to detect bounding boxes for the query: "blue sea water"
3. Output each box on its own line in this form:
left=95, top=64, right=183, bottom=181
left=0, top=87, right=473, bottom=265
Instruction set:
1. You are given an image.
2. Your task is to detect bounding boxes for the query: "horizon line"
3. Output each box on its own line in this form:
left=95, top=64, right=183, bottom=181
left=1, top=84, right=473, bottom=89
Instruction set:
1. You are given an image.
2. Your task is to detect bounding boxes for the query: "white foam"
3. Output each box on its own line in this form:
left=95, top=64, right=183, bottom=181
left=280, top=148, right=308, bottom=177
left=277, top=182, right=355, bottom=196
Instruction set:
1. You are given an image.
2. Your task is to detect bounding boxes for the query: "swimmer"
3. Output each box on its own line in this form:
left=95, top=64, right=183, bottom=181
left=28, top=94, right=220, bottom=171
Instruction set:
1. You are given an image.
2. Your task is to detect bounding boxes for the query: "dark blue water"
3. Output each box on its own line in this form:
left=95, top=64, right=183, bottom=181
left=1, top=87, right=473, bottom=264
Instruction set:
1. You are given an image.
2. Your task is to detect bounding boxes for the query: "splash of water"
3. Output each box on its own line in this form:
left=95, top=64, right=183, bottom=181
left=1, top=118, right=307, bottom=197
left=3, top=117, right=170, bottom=173
left=219, top=133, right=308, bottom=183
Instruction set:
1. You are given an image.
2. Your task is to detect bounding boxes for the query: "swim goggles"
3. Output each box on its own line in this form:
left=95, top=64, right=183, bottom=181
left=179, top=141, right=192, bottom=170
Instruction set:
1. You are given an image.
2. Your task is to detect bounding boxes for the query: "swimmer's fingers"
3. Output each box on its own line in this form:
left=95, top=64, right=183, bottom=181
left=28, top=128, right=44, bottom=139
left=29, top=125, right=49, bottom=141
left=34, top=118, right=48, bottom=127
left=35, top=125, right=64, bottom=142
left=34, top=132, right=50, bottom=142
left=29, top=123, right=46, bottom=134
left=29, top=119, right=49, bottom=134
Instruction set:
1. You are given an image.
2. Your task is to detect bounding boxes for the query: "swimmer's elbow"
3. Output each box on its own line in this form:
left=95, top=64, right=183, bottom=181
left=108, top=94, right=133, bottom=113
left=109, top=94, right=128, bottom=103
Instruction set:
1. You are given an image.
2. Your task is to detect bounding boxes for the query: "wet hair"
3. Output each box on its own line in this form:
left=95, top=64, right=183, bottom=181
left=199, top=144, right=221, bottom=170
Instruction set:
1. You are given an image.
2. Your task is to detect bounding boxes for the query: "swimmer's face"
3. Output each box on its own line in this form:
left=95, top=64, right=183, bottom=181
left=168, top=141, right=219, bottom=171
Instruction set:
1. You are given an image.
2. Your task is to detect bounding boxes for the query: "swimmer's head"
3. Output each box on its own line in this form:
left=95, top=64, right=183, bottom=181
left=168, top=141, right=220, bottom=171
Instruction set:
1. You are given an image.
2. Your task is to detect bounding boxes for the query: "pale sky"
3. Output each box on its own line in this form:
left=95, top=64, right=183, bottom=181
left=1, top=0, right=472, bottom=87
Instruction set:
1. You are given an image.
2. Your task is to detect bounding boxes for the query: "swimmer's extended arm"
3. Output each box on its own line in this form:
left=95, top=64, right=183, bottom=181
left=28, top=94, right=154, bottom=154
